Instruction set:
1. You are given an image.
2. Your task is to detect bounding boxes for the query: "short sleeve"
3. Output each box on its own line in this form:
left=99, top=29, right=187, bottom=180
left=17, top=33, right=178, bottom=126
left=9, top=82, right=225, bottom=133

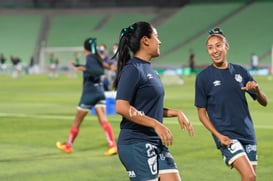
left=116, top=65, right=140, bottom=103
left=195, top=73, right=207, bottom=108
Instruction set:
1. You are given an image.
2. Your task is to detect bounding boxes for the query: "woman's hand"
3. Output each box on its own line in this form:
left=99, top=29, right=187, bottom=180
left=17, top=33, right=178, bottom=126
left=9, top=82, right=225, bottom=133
left=177, top=111, right=194, bottom=136
left=241, top=81, right=259, bottom=92
left=217, top=134, right=232, bottom=147
left=153, top=122, right=173, bottom=146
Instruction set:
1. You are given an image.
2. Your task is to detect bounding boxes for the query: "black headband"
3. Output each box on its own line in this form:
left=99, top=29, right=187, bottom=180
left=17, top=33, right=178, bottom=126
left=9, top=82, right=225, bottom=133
left=208, top=27, right=224, bottom=36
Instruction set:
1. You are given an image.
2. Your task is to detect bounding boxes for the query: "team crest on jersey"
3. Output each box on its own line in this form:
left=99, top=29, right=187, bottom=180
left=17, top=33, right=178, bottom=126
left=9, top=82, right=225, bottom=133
left=234, top=74, right=243, bottom=83
left=147, top=73, right=153, bottom=79
left=213, top=80, right=221, bottom=86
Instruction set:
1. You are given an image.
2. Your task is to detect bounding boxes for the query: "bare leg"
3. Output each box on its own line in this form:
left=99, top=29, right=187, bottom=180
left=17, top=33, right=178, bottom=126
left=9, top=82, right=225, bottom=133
left=95, top=106, right=116, bottom=147
left=95, top=106, right=108, bottom=123
left=66, top=109, right=88, bottom=146
left=159, top=172, right=181, bottom=181
left=233, top=155, right=256, bottom=181
left=72, top=108, right=88, bottom=128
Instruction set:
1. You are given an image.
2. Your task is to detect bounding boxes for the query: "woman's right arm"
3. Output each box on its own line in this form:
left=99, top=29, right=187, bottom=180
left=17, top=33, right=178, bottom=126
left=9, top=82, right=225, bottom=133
left=197, top=107, right=232, bottom=146
left=116, top=99, right=173, bottom=146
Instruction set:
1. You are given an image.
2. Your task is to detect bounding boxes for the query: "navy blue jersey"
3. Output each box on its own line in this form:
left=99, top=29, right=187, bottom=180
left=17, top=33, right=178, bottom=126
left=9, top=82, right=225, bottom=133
left=83, top=54, right=104, bottom=84
left=195, top=63, right=257, bottom=148
left=81, top=54, right=104, bottom=92
left=76, top=54, right=105, bottom=110
left=116, top=57, right=164, bottom=145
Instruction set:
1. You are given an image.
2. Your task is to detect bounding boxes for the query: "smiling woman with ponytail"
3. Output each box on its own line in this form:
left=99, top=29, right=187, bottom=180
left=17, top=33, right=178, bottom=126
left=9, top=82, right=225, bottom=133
left=195, top=27, right=268, bottom=181
left=113, top=21, right=194, bottom=181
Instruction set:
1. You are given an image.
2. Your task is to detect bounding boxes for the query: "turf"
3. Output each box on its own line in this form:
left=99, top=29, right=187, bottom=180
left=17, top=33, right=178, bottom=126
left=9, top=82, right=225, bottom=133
left=0, top=74, right=272, bottom=181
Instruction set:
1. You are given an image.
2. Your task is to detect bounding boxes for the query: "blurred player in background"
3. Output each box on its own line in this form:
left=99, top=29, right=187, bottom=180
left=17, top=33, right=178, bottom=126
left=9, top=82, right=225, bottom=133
left=250, top=53, right=259, bottom=71
left=113, top=21, right=194, bottom=181
left=98, top=44, right=111, bottom=91
left=108, top=43, right=119, bottom=88
left=68, top=52, right=81, bottom=79
left=195, top=27, right=267, bottom=181
left=56, top=37, right=117, bottom=156
left=111, top=43, right=119, bottom=65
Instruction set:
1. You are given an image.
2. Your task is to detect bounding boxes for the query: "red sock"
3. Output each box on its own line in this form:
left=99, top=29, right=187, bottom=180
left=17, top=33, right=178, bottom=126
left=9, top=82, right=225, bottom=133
left=67, top=127, right=79, bottom=147
left=101, top=121, right=116, bottom=148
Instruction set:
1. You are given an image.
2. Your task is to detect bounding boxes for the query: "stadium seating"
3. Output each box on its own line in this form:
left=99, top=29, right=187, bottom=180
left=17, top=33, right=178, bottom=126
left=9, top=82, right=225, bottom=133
left=47, top=15, right=105, bottom=47
left=155, top=1, right=273, bottom=67
left=157, top=2, right=244, bottom=55
left=0, top=1, right=272, bottom=68
left=219, top=1, right=273, bottom=66
left=0, top=15, right=42, bottom=63
left=91, top=14, right=155, bottom=49
left=44, top=12, right=155, bottom=67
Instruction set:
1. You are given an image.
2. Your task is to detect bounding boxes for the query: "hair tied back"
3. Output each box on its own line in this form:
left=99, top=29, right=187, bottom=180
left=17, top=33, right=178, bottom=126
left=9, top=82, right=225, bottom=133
left=121, top=25, right=134, bottom=38
left=89, top=38, right=97, bottom=54
left=111, top=25, right=135, bottom=59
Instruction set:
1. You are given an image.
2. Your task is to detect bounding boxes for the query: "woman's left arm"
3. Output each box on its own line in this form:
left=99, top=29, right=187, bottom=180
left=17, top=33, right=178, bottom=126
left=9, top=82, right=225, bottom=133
left=163, top=108, right=194, bottom=136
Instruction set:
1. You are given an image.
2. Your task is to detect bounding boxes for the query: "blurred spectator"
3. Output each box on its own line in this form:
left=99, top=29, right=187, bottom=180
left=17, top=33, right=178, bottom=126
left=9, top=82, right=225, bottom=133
left=251, top=53, right=259, bottom=70
left=10, top=55, right=22, bottom=78
left=108, top=43, right=119, bottom=88
left=28, top=56, right=39, bottom=74
left=68, top=52, right=81, bottom=79
left=110, top=43, right=119, bottom=66
left=0, top=53, right=8, bottom=74
left=98, top=44, right=111, bottom=91
left=188, top=49, right=195, bottom=75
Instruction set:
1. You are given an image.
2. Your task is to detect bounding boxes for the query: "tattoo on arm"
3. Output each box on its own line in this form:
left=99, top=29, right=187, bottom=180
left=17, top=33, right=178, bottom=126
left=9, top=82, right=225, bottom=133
left=129, top=106, right=144, bottom=117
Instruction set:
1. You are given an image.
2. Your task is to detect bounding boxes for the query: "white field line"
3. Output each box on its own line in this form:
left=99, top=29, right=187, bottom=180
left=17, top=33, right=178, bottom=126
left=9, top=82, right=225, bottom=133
left=0, top=112, right=272, bottom=129
left=0, top=112, right=72, bottom=120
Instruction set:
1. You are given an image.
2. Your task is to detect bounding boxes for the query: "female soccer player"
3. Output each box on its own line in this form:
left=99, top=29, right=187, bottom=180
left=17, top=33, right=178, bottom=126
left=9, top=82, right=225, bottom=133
left=56, top=37, right=117, bottom=156
left=113, top=21, right=194, bottom=181
left=195, top=27, right=267, bottom=181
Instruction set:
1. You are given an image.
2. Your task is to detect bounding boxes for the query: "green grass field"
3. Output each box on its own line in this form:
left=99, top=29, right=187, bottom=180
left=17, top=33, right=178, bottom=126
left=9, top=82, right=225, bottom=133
left=0, top=74, right=272, bottom=181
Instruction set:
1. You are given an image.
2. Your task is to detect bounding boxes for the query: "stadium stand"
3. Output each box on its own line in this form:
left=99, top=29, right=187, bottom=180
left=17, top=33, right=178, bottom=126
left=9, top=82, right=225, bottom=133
left=0, top=0, right=187, bottom=8
left=154, top=1, right=273, bottom=68
left=219, top=1, right=273, bottom=66
left=92, top=14, right=156, bottom=49
left=47, top=15, right=105, bottom=47
left=0, top=0, right=272, bottom=71
left=157, top=2, right=244, bottom=54
left=157, top=2, right=273, bottom=65
left=41, top=9, right=158, bottom=70
left=0, top=15, right=42, bottom=64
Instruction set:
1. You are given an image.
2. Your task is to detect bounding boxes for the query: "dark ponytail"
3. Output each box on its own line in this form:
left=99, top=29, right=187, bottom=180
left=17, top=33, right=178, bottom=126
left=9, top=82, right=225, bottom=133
left=84, top=37, right=103, bottom=66
left=113, top=21, right=153, bottom=89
